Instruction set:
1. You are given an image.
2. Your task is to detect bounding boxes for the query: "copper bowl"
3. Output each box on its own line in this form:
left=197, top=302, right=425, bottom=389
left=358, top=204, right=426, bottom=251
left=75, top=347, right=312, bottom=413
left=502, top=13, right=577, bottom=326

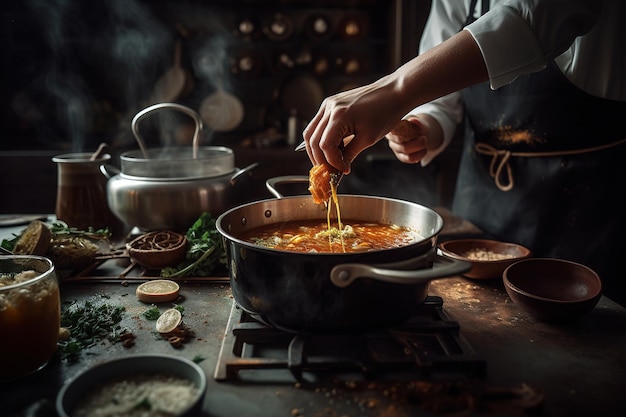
left=503, top=258, right=602, bottom=322
left=438, top=239, right=531, bottom=280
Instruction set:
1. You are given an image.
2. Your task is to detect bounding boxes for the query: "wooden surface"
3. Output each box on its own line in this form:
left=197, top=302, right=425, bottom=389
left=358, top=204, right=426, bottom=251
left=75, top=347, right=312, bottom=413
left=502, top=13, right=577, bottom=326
left=1, top=215, right=624, bottom=417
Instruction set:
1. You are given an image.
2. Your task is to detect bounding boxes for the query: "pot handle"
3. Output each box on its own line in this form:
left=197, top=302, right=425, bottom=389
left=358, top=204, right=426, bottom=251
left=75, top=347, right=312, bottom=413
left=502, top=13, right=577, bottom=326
left=330, top=251, right=471, bottom=288
left=100, top=164, right=121, bottom=179
left=230, top=162, right=260, bottom=184
left=266, top=175, right=308, bottom=198
left=131, top=102, right=203, bottom=159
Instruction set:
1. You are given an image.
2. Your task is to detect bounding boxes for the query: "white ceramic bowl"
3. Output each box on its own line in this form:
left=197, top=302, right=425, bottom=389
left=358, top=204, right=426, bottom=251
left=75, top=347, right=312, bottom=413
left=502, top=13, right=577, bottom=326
left=56, top=354, right=206, bottom=417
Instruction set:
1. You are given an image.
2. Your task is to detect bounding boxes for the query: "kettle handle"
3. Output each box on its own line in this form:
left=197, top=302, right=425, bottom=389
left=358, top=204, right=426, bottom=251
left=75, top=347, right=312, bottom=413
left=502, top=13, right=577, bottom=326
left=131, top=103, right=204, bottom=159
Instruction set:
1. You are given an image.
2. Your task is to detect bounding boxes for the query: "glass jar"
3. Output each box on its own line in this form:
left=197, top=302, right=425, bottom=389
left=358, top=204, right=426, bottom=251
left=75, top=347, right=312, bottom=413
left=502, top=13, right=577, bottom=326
left=0, top=255, right=60, bottom=381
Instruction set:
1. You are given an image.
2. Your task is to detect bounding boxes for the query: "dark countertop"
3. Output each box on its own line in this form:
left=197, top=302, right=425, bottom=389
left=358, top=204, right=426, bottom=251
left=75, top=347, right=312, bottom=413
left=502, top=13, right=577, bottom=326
left=2, top=213, right=625, bottom=417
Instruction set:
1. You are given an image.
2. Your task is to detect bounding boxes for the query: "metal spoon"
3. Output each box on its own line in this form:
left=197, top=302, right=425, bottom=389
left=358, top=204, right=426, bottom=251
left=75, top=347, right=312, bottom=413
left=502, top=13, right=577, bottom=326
left=294, top=134, right=353, bottom=152
left=294, top=140, right=307, bottom=152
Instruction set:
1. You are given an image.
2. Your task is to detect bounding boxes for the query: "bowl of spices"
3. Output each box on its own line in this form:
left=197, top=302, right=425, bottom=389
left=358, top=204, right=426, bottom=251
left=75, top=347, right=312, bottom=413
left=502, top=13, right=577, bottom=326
left=438, top=238, right=531, bottom=280
left=56, top=354, right=206, bottom=417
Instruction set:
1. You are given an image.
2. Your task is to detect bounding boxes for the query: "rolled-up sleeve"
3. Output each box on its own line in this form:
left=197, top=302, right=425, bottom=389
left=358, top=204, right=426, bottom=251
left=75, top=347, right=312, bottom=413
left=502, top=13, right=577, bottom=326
left=465, top=0, right=600, bottom=89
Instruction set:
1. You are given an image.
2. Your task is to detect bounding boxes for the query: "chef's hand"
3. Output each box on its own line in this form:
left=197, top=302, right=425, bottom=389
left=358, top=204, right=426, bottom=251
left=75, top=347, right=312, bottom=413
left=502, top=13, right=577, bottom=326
left=302, top=30, right=485, bottom=172
left=386, top=115, right=443, bottom=164
left=302, top=74, right=410, bottom=174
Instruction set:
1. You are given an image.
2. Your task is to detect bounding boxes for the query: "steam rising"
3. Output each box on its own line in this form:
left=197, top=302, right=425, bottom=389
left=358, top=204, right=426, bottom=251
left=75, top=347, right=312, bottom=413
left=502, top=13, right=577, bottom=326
left=13, top=0, right=170, bottom=151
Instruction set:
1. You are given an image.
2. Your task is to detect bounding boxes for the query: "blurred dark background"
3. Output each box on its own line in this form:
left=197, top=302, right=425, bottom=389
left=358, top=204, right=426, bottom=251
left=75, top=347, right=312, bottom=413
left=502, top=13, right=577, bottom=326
left=0, top=0, right=461, bottom=214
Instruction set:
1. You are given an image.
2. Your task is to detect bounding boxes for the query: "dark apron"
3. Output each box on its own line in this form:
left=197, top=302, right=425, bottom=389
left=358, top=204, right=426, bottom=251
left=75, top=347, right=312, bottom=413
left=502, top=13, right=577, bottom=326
left=453, top=2, right=626, bottom=305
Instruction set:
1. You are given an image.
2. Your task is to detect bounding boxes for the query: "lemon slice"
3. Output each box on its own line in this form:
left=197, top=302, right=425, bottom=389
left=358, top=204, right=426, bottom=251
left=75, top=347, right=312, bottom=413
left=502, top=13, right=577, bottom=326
left=156, top=308, right=183, bottom=334
left=136, top=280, right=180, bottom=303
left=13, top=220, right=52, bottom=256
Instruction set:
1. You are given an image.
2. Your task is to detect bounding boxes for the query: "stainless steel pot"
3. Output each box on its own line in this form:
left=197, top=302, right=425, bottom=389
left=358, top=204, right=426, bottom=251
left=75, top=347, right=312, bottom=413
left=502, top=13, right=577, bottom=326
left=106, top=103, right=257, bottom=232
left=216, top=178, right=470, bottom=332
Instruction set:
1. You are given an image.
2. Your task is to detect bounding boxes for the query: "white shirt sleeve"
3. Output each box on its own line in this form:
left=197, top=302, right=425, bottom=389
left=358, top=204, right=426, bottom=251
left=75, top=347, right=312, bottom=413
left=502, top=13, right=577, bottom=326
left=413, top=93, right=463, bottom=167
left=464, top=1, right=600, bottom=89
left=411, top=0, right=609, bottom=166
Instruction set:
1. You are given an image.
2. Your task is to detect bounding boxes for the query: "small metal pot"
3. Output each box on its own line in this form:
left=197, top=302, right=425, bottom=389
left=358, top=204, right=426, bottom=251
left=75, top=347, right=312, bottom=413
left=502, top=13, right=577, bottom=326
left=216, top=179, right=470, bottom=332
left=106, top=103, right=257, bottom=232
left=107, top=163, right=256, bottom=232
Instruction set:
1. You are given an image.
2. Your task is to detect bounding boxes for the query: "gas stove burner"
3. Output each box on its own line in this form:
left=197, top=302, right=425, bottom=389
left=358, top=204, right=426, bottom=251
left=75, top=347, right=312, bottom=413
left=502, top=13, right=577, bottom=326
left=214, top=297, right=486, bottom=382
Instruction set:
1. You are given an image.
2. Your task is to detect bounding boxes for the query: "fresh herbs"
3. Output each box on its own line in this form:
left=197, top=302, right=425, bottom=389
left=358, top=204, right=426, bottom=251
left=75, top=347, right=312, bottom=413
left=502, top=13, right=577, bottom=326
left=142, top=305, right=161, bottom=320
left=57, top=299, right=129, bottom=362
left=48, top=221, right=111, bottom=241
left=142, top=304, right=184, bottom=321
left=0, top=235, right=18, bottom=253
left=161, top=212, right=226, bottom=278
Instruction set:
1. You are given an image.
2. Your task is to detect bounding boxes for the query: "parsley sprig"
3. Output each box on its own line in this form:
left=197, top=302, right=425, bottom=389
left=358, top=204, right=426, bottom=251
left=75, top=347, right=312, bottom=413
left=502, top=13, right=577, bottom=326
left=161, top=212, right=226, bottom=278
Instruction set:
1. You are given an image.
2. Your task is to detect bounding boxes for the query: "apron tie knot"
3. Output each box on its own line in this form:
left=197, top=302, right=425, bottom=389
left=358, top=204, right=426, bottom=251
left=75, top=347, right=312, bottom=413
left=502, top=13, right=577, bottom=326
left=474, top=138, right=626, bottom=192
left=475, top=143, right=514, bottom=191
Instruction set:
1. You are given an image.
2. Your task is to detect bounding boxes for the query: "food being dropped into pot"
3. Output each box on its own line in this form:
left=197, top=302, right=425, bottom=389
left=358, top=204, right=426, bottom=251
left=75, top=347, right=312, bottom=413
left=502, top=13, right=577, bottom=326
left=308, top=162, right=347, bottom=251
left=241, top=219, right=421, bottom=253
left=308, top=163, right=334, bottom=204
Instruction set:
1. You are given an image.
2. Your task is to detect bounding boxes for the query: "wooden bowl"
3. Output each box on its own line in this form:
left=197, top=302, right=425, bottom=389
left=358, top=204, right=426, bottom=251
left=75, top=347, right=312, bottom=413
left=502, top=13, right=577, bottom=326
left=439, top=239, right=531, bottom=280
left=503, top=258, right=602, bottom=322
left=127, top=231, right=188, bottom=269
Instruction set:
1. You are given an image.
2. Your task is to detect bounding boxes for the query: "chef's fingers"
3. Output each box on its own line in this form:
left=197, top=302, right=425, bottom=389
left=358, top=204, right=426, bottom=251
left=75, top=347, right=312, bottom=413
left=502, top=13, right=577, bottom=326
left=387, top=135, right=428, bottom=164
left=319, top=125, right=353, bottom=173
left=304, top=103, right=352, bottom=172
left=302, top=105, right=324, bottom=162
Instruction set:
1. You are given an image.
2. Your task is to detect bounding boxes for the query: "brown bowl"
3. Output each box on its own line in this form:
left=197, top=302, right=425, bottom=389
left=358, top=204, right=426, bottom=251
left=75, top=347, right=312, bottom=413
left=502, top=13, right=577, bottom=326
left=438, top=239, right=531, bottom=280
left=503, top=258, right=602, bottom=322
left=127, top=231, right=188, bottom=269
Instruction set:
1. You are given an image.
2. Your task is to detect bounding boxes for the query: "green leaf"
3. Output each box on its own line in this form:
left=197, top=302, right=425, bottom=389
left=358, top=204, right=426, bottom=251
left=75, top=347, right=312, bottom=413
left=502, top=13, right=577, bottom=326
left=159, top=212, right=226, bottom=278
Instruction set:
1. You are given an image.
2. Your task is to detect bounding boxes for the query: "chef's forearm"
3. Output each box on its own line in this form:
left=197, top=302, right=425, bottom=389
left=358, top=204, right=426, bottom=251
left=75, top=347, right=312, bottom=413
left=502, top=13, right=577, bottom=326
left=393, top=30, right=488, bottom=117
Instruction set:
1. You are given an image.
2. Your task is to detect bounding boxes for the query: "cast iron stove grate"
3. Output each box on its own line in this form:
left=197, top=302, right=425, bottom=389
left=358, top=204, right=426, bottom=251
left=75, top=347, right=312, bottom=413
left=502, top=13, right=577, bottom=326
left=214, top=296, right=486, bottom=382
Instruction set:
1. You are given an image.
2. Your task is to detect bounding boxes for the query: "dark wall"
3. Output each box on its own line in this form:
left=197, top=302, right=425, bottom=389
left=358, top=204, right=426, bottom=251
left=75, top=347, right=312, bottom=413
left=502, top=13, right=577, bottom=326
left=1, top=0, right=411, bottom=152
left=1, top=0, right=451, bottom=215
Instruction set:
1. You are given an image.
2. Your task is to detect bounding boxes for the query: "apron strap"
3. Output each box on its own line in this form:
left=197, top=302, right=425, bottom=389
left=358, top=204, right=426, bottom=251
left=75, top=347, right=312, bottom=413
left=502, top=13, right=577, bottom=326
left=475, top=138, right=626, bottom=192
left=464, top=0, right=490, bottom=27
left=464, top=0, right=480, bottom=27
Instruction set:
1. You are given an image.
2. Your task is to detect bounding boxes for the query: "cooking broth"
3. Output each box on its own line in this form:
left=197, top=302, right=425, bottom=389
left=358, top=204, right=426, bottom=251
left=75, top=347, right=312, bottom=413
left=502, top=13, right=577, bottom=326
left=241, top=219, right=422, bottom=253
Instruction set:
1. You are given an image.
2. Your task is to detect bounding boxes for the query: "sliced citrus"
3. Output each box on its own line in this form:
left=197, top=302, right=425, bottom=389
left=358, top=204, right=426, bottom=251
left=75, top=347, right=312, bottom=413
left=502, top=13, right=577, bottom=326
left=136, top=280, right=180, bottom=303
left=156, top=308, right=182, bottom=334
left=13, top=220, right=52, bottom=256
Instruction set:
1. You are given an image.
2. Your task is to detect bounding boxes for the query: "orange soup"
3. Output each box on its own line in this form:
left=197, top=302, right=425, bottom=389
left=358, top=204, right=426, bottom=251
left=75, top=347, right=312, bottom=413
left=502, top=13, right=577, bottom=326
left=241, top=219, right=421, bottom=253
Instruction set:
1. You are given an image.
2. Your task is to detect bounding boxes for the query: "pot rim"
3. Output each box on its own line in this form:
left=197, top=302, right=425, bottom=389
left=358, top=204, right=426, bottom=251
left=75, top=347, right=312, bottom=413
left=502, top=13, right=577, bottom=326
left=53, top=153, right=111, bottom=164
left=119, top=145, right=234, bottom=162
left=116, top=169, right=237, bottom=182
left=119, top=146, right=236, bottom=180
left=216, top=194, right=444, bottom=256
